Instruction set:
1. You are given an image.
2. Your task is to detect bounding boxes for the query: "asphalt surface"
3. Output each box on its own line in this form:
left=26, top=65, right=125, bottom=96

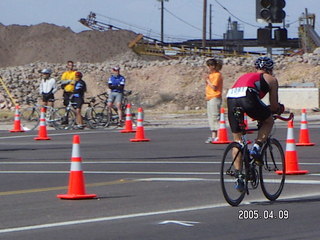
left=0, top=119, right=319, bottom=239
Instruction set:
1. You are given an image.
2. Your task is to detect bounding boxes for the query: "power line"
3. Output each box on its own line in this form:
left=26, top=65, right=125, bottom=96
left=214, top=0, right=260, bottom=28
left=164, top=7, right=222, bottom=37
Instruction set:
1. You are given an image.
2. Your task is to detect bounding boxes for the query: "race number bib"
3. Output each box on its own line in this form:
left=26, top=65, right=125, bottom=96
left=226, top=87, right=248, bottom=98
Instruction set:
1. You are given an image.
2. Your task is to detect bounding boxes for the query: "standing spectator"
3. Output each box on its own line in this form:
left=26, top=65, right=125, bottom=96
left=107, top=66, right=126, bottom=126
left=204, top=58, right=223, bottom=143
left=73, top=71, right=87, bottom=129
left=61, top=60, right=76, bottom=107
left=39, top=68, right=58, bottom=107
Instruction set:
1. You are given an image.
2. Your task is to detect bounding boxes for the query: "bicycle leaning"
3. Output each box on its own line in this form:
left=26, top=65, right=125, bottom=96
left=20, top=97, right=60, bottom=131
left=220, top=107, right=294, bottom=206
left=90, top=90, right=135, bottom=128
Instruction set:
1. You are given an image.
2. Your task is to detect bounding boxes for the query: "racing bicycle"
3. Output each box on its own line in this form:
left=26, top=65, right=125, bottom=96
left=220, top=107, right=294, bottom=206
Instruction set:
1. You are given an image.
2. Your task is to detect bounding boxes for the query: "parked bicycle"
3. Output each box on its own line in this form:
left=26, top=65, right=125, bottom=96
left=52, top=95, right=102, bottom=130
left=20, top=96, right=99, bottom=131
left=91, top=90, right=135, bottom=128
left=20, top=97, right=58, bottom=131
left=220, top=107, right=294, bottom=206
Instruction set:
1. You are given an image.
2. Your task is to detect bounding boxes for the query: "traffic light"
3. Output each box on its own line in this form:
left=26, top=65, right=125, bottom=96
left=256, top=0, right=286, bottom=23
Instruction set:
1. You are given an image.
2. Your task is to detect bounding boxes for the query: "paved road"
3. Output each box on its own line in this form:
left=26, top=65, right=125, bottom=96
left=0, top=123, right=319, bottom=239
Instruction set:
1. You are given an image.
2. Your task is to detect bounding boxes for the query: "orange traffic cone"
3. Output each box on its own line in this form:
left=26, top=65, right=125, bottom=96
left=10, top=105, right=25, bottom=132
left=34, top=107, right=51, bottom=140
left=57, top=135, right=97, bottom=200
left=130, top=107, right=150, bottom=142
left=276, top=120, right=309, bottom=175
left=296, top=109, right=315, bottom=146
left=120, top=104, right=136, bottom=133
left=212, top=108, right=231, bottom=144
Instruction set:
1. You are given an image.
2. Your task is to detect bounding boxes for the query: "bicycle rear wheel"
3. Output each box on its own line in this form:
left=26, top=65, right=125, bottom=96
left=220, top=142, right=246, bottom=206
left=52, top=107, right=76, bottom=130
left=20, top=107, right=40, bottom=131
left=260, top=138, right=285, bottom=201
left=88, top=105, right=110, bottom=128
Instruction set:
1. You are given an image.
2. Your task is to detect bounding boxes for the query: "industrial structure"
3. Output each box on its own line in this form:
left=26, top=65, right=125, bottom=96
left=79, top=6, right=320, bottom=58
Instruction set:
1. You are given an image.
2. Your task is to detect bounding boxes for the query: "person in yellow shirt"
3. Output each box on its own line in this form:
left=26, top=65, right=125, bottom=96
left=204, top=58, right=223, bottom=143
left=61, top=60, right=76, bottom=106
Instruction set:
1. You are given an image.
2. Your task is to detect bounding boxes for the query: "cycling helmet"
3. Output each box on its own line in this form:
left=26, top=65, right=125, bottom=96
left=75, top=71, right=83, bottom=78
left=41, top=68, right=52, bottom=74
left=112, top=66, right=120, bottom=71
left=254, top=57, right=274, bottom=71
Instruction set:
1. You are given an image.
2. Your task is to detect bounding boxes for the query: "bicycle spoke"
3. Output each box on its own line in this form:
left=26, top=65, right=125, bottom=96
left=260, top=138, right=285, bottom=201
left=20, top=107, right=40, bottom=131
left=52, top=107, right=76, bottom=130
left=220, top=142, right=246, bottom=206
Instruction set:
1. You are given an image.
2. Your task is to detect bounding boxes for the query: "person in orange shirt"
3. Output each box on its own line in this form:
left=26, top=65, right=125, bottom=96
left=204, top=58, right=223, bottom=143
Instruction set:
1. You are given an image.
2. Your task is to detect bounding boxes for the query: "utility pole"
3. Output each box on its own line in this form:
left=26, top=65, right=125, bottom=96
left=158, top=0, right=168, bottom=42
left=209, top=4, right=212, bottom=40
left=202, top=0, right=207, bottom=48
left=161, top=0, right=164, bottom=42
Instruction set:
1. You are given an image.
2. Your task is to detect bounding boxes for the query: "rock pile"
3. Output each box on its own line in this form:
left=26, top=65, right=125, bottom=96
left=0, top=22, right=319, bottom=111
left=1, top=48, right=320, bottom=110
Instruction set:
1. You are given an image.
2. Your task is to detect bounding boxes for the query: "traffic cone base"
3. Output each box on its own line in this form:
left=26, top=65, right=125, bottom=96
left=34, top=136, right=51, bottom=140
left=57, top=193, right=97, bottom=200
left=296, top=142, right=315, bottom=146
left=212, top=140, right=232, bottom=144
left=57, top=135, right=97, bottom=200
left=130, top=138, right=150, bottom=142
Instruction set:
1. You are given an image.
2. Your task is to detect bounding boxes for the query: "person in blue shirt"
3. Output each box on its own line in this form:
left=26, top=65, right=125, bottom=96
left=73, top=71, right=87, bottom=129
left=107, top=66, right=126, bottom=125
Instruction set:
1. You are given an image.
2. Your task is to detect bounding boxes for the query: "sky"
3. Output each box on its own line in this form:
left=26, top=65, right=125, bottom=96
left=0, top=0, right=319, bottom=43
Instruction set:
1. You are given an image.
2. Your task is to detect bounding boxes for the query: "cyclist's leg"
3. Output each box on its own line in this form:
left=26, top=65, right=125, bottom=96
left=114, top=93, right=123, bottom=122
left=241, top=90, right=272, bottom=143
left=256, top=115, right=274, bottom=143
left=73, top=98, right=84, bottom=127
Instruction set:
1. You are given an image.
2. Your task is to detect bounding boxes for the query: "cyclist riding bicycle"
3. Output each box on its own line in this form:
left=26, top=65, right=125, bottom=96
left=226, top=57, right=284, bottom=190
left=107, top=66, right=126, bottom=126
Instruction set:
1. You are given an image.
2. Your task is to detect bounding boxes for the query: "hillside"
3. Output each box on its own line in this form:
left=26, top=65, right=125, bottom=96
left=0, top=23, right=319, bottom=113
left=0, top=23, right=137, bottom=67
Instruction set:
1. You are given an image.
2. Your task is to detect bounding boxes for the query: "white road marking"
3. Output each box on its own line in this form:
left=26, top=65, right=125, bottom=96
left=159, top=220, right=199, bottom=227
left=1, top=192, right=320, bottom=234
left=0, top=203, right=228, bottom=234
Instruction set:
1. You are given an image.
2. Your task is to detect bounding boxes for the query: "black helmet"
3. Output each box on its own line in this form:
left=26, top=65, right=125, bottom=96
left=254, top=57, right=274, bottom=71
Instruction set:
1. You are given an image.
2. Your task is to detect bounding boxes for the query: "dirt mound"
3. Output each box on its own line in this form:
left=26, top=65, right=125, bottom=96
left=0, top=23, right=138, bottom=67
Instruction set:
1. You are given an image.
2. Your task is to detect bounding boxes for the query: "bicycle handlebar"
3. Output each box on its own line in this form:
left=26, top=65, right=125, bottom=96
left=273, top=113, right=294, bottom=122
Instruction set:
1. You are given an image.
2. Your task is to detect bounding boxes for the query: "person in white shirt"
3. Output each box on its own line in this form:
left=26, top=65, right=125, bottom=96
left=39, top=68, right=58, bottom=107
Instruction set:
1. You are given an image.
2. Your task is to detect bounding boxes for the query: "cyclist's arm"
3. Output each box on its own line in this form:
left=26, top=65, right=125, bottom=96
left=265, top=74, right=279, bottom=113
left=51, top=79, right=58, bottom=94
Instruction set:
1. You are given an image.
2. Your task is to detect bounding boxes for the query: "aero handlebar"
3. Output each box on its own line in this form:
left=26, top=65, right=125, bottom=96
left=273, top=113, right=294, bottom=122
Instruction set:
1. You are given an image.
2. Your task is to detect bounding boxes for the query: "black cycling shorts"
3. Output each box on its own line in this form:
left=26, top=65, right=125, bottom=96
left=42, top=93, right=54, bottom=102
left=72, top=97, right=84, bottom=109
left=227, top=89, right=271, bottom=133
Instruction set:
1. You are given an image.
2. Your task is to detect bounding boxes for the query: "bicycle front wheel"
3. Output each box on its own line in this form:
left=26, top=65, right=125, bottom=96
left=20, top=107, right=40, bottom=131
left=260, top=138, right=285, bottom=201
left=52, top=107, right=76, bottom=130
left=220, top=142, right=246, bottom=206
